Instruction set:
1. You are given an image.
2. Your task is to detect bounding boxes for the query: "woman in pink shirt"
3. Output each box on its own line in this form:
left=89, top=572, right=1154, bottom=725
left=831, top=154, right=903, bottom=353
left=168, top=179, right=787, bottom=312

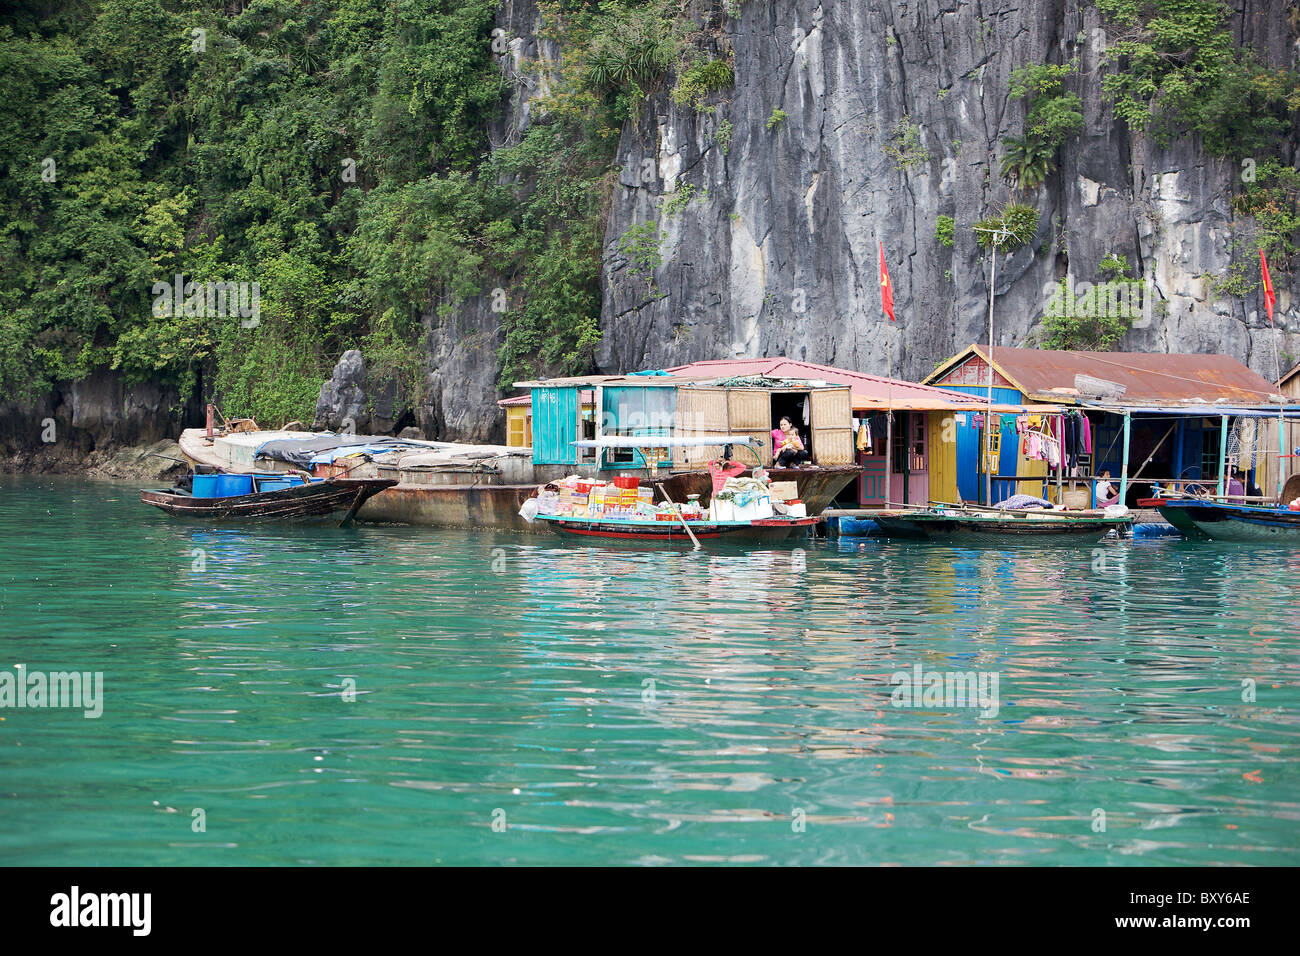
left=708, top=456, right=747, bottom=492
left=772, top=416, right=811, bottom=467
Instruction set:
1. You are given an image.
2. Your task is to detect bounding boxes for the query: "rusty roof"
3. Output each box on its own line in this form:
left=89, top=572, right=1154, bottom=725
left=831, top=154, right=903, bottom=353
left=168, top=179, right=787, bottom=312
left=929, top=345, right=1285, bottom=407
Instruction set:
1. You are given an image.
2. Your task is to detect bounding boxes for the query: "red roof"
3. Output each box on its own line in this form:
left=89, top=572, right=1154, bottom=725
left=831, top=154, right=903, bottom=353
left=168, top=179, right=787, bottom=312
left=659, top=358, right=992, bottom=409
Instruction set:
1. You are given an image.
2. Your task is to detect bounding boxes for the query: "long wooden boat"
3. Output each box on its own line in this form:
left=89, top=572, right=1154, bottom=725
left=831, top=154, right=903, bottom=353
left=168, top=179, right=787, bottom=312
left=872, top=506, right=1133, bottom=540
left=534, top=512, right=822, bottom=543
left=1148, top=499, right=1300, bottom=542
left=141, top=477, right=397, bottom=524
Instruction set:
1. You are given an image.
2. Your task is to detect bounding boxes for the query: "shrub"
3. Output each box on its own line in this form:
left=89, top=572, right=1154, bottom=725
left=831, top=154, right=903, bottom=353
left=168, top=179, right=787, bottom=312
left=935, top=215, right=955, bottom=248
left=974, top=203, right=1040, bottom=250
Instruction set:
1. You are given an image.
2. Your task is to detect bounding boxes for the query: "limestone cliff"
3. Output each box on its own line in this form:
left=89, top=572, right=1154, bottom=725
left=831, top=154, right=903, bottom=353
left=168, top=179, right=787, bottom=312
left=592, top=0, right=1298, bottom=387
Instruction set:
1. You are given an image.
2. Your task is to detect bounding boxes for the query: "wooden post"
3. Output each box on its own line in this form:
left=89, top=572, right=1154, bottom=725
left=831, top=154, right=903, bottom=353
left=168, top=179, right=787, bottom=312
left=594, top=385, right=604, bottom=471
left=1173, top=418, right=1185, bottom=490
left=1118, top=410, right=1132, bottom=504
left=1055, top=413, right=1063, bottom=503
left=1216, top=414, right=1229, bottom=497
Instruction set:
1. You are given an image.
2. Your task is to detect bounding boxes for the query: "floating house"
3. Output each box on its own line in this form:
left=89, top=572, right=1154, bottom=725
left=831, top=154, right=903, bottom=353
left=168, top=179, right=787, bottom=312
left=509, top=357, right=1051, bottom=508
left=926, top=346, right=1300, bottom=506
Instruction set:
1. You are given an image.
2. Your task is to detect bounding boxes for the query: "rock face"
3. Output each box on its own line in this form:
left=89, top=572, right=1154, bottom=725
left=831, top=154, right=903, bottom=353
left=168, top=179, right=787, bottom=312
left=314, top=348, right=420, bottom=436
left=313, top=349, right=367, bottom=432
left=409, top=0, right=1299, bottom=441
left=595, top=0, right=1298, bottom=385
left=11, top=0, right=1298, bottom=459
left=0, top=368, right=193, bottom=472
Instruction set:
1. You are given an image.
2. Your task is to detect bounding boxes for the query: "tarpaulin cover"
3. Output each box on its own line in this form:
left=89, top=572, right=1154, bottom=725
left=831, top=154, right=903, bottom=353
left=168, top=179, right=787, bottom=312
left=256, top=434, right=433, bottom=468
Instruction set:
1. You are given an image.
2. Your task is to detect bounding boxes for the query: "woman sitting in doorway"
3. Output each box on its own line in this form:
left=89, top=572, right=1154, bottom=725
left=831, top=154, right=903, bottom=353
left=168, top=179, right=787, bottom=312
left=1095, top=470, right=1120, bottom=507
left=772, top=416, right=811, bottom=467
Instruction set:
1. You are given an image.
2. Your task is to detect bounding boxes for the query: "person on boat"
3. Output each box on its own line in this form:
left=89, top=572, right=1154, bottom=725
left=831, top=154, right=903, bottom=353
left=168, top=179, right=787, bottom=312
left=1095, top=470, right=1119, bottom=507
left=1225, top=467, right=1246, bottom=503
left=772, top=416, right=811, bottom=467
left=709, top=454, right=746, bottom=493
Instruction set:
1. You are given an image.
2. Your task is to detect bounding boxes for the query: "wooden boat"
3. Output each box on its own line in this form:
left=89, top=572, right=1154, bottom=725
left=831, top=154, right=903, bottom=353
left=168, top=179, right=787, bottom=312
left=871, top=504, right=1133, bottom=539
left=534, top=512, right=823, bottom=543
left=1146, top=499, right=1300, bottom=542
left=141, top=476, right=397, bottom=524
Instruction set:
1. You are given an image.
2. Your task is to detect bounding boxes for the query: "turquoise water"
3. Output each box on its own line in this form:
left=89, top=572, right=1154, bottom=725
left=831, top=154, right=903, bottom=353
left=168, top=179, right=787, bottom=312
left=1, top=476, right=1297, bottom=865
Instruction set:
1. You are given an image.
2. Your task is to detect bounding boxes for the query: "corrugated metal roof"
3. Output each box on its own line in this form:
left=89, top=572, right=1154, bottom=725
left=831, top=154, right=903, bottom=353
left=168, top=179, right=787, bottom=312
left=936, top=346, right=1285, bottom=407
left=659, top=358, right=1005, bottom=410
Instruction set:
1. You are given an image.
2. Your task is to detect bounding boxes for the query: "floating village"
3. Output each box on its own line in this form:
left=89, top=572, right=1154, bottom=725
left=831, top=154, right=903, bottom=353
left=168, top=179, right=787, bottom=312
left=145, top=344, right=1300, bottom=546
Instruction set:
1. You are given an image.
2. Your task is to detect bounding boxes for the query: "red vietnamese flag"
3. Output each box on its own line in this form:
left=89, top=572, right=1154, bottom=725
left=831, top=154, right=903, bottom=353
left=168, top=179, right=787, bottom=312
left=1260, top=248, right=1275, bottom=325
left=879, top=241, right=895, bottom=322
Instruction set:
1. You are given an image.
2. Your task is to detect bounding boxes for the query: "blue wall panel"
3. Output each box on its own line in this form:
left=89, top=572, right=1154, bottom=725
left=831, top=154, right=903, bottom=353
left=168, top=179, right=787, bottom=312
left=531, top=387, right=579, bottom=464
left=940, top=386, right=1024, bottom=503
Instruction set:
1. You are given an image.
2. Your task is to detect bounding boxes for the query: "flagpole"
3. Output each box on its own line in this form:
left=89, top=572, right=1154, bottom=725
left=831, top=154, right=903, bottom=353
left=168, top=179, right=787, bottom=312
left=1262, top=249, right=1285, bottom=499
left=974, top=225, right=1009, bottom=506
left=879, top=240, right=895, bottom=508
left=885, top=326, right=893, bottom=506
left=1270, top=322, right=1285, bottom=500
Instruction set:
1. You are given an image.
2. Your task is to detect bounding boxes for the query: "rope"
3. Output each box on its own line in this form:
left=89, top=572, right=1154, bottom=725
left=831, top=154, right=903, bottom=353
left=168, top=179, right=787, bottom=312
left=1070, top=353, right=1284, bottom=400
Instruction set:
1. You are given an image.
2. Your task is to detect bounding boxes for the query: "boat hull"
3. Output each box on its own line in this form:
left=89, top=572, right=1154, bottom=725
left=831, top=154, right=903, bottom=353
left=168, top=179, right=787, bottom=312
left=1138, top=498, right=1210, bottom=538
left=1154, top=501, right=1300, bottom=542
left=872, top=510, right=1132, bottom=540
left=140, top=478, right=396, bottom=521
left=536, top=514, right=822, bottom=544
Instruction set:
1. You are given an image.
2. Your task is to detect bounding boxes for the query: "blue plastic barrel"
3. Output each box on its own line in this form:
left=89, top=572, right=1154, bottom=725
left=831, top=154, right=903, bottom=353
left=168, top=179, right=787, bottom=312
left=191, top=474, right=221, bottom=498
left=214, top=474, right=253, bottom=497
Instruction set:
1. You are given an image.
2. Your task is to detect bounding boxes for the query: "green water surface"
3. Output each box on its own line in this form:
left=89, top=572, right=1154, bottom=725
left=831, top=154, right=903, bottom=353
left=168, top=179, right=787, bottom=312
left=1, top=476, right=1296, bottom=865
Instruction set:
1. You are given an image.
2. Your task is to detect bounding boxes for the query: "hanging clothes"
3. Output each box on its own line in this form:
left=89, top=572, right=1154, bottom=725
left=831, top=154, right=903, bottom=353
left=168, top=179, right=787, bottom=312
left=1045, top=434, right=1061, bottom=468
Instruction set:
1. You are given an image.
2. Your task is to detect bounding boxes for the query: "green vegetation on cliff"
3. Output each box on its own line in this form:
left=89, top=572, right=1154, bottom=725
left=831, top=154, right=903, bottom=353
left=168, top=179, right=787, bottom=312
left=0, top=0, right=685, bottom=422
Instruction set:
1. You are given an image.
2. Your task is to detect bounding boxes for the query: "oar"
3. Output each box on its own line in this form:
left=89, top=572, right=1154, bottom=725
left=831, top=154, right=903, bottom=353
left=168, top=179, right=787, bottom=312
left=656, top=483, right=701, bottom=550
left=337, top=487, right=369, bottom=527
